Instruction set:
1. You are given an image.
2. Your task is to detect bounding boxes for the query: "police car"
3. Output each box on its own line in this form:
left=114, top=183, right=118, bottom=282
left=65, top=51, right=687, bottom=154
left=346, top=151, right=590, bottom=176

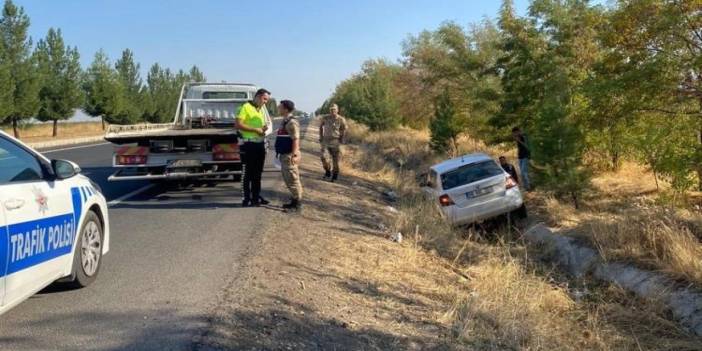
left=0, top=131, right=109, bottom=315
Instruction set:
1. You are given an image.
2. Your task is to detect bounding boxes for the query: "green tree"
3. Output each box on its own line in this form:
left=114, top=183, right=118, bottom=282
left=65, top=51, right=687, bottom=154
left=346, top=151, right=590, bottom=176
left=188, top=65, right=205, bottom=82
left=604, top=0, right=702, bottom=190
left=35, top=28, right=83, bottom=137
left=430, top=88, right=462, bottom=155
left=493, top=0, right=547, bottom=133
left=0, top=21, right=10, bottom=121
left=115, top=48, right=143, bottom=122
left=492, top=0, right=602, bottom=207
left=0, top=0, right=40, bottom=137
left=402, top=21, right=502, bottom=135
left=83, top=50, right=126, bottom=127
left=329, top=59, right=401, bottom=131
left=145, top=63, right=185, bottom=123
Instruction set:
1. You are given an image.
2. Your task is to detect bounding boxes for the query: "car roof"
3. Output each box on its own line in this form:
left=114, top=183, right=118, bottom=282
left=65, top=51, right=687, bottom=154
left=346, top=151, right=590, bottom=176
left=430, top=153, right=494, bottom=174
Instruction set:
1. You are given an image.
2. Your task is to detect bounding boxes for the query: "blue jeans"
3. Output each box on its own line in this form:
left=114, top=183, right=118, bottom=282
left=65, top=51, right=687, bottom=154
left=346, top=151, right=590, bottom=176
left=518, top=158, right=530, bottom=190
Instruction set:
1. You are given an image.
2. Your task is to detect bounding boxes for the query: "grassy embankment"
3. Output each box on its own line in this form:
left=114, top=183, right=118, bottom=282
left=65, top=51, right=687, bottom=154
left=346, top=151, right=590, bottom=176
left=1, top=121, right=104, bottom=142
left=341, top=120, right=702, bottom=350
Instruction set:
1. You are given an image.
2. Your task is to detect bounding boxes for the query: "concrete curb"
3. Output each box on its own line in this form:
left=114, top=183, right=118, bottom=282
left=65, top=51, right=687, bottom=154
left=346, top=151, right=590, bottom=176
left=26, top=135, right=105, bottom=150
left=525, top=224, right=702, bottom=336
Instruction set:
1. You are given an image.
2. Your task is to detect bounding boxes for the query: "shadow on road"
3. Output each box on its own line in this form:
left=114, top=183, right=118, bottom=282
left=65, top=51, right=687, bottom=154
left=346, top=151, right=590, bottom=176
left=0, top=308, right=206, bottom=351
left=198, top=295, right=451, bottom=351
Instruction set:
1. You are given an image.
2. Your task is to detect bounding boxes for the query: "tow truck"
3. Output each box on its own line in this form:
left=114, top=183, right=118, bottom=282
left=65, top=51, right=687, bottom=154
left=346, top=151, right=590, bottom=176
left=105, top=82, right=272, bottom=182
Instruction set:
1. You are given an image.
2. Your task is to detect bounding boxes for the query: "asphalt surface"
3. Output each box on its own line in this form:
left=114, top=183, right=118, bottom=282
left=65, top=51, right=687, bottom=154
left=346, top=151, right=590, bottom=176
left=0, top=141, right=285, bottom=350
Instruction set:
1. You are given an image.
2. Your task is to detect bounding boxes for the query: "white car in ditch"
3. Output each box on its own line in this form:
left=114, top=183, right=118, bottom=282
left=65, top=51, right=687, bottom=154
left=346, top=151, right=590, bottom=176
left=422, top=153, right=526, bottom=226
left=0, top=131, right=110, bottom=315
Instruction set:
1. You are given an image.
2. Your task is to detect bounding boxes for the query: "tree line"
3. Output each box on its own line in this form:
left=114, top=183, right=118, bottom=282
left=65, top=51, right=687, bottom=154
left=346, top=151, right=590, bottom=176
left=0, top=0, right=206, bottom=138
left=320, top=0, right=702, bottom=205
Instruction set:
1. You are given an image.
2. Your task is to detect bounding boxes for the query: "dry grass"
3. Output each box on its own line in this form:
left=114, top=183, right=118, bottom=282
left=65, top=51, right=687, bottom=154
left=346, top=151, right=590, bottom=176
left=531, top=161, right=702, bottom=286
left=589, top=216, right=702, bottom=284
left=2, top=122, right=104, bottom=142
left=342, top=121, right=702, bottom=350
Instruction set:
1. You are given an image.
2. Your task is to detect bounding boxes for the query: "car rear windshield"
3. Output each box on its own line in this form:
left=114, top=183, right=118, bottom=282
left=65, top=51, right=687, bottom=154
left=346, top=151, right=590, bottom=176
left=202, top=91, right=248, bottom=99
left=440, top=160, right=503, bottom=190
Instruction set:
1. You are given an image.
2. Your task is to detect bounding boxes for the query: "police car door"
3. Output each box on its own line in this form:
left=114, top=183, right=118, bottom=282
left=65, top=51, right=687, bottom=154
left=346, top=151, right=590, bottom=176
left=0, top=136, right=75, bottom=305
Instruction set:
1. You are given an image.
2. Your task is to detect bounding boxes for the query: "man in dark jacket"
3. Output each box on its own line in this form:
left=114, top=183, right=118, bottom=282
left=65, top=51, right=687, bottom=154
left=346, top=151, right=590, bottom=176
left=512, top=127, right=531, bottom=190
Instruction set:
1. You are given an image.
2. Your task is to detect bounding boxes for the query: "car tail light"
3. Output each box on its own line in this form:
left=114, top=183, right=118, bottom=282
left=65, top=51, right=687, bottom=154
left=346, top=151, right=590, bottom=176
left=506, top=176, right=518, bottom=189
left=115, top=146, right=148, bottom=165
left=213, top=143, right=240, bottom=161
left=439, top=194, right=454, bottom=207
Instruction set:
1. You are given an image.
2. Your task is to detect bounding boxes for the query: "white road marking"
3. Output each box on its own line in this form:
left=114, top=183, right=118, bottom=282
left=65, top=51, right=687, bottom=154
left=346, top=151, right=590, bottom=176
left=107, top=184, right=155, bottom=207
left=42, top=142, right=111, bottom=154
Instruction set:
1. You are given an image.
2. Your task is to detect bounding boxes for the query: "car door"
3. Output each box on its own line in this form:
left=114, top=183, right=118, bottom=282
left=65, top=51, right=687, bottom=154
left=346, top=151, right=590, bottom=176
left=0, top=136, right=76, bottom=306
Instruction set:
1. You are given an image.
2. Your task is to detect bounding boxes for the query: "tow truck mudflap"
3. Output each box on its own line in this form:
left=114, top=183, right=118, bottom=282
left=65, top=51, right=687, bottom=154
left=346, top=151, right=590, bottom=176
left=108, top=169, right=243, bottom=181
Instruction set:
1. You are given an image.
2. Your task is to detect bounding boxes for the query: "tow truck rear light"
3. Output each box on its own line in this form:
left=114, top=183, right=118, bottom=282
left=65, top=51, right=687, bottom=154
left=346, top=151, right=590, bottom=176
left=115, top=146, right=149, bottom=165
left=213, top=143, right=240, bottom=161
left=506, top=176, right=518, bottom=189
left=439, top=194, right=454, bottom=207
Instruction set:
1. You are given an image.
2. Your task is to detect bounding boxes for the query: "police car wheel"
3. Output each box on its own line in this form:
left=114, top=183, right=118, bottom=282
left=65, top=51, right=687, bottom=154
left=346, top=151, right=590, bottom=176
left=69, top=211, right=103, bottom=288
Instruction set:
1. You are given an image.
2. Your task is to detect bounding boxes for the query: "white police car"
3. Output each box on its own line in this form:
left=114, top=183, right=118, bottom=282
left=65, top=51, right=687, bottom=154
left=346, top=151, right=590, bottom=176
left=0, top=131, right=109, bottom=315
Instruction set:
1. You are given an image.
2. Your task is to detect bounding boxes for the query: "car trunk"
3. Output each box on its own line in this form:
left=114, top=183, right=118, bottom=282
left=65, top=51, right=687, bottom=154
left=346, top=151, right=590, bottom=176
left=440, top=160, right=507, bottom=208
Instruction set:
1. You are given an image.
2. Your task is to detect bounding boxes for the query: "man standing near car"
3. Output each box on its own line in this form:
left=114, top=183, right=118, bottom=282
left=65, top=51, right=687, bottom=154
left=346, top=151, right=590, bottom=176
left=275, top=99, right=303, bottom=212
left=319, top=104, right=347, bottom=182
left=512, top=127, right=531, bottom=191
left=236, top=88, right=270, bottom=207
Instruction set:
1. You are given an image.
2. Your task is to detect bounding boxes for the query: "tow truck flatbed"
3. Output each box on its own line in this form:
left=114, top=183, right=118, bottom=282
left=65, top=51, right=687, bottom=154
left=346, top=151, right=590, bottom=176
left=104, top=126, right=238, bottom=145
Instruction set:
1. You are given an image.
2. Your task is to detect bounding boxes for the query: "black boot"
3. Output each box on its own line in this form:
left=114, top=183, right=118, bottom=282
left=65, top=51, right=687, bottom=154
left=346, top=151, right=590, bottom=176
left=324, top=170, right=331, bottom=179
left=285, top=199, right=302, bottom=213
left=258, top=196, right=270, bottom=205
left=331, top=172, right=338, bottom=182
left=282, top=198, right=298, bottom=209
left=242, top=198, right=251, bottom=207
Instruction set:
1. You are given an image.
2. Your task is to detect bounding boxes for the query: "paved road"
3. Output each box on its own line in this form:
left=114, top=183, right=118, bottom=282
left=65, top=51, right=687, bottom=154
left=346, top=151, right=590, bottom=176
left=0, top=142, right=285, bottom=350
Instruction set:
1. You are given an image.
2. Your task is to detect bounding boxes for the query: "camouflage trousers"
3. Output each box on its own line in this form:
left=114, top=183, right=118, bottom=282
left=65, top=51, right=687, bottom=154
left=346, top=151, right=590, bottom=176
left=280, top=153, right=302, bottom=200
left=320, top=144, right=342, bottom=174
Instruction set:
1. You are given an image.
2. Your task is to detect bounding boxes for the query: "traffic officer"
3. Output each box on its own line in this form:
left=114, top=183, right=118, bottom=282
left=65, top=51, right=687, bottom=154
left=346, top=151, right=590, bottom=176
left=319, top=103, right=347, bottom=182
left=236, top=88, right=270, bottom=207
left=274, top=99, right=303, bottom=212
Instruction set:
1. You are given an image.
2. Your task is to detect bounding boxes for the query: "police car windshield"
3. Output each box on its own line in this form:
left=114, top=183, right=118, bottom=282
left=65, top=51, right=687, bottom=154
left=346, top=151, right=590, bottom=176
left=440, top=160, right=503, bottom=190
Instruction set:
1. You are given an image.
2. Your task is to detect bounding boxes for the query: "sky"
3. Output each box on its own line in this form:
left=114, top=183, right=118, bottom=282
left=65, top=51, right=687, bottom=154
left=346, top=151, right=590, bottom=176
left=18, top=0, right=532, bottom=113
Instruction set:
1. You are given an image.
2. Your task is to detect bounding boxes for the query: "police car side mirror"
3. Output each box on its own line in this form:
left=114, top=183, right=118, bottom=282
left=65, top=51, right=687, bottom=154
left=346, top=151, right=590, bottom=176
left=52, top=159, right=81, bottom=179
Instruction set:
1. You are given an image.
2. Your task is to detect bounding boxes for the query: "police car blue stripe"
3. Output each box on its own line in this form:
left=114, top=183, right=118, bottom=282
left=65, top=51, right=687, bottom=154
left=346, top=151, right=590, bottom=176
left=81, top=187, right=87, bottom=203
left=4, top=213, right=76, bottom=276
left=0, top=188, right=83, bottom=278
left=71, top=187, right=83, bottom=234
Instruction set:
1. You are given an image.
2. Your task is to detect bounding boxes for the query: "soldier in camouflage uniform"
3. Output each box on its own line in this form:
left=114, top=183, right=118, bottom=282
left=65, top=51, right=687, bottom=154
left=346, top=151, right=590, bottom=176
left=274, top=100, right=303, bottom=212
left=319, top=104, right=347, bottom=182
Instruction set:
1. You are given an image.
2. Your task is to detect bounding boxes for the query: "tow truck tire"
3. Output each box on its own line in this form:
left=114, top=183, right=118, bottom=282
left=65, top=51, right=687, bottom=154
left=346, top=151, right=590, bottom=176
left=68, top=211, right=103, bottom=288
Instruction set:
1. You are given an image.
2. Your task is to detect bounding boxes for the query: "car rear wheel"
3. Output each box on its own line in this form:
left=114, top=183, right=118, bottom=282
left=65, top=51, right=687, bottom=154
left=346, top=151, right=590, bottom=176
left=68, top=211, right=103, bottom=288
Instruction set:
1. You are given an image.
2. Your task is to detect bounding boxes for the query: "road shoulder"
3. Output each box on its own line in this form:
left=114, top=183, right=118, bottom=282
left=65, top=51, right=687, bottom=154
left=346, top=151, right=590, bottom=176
left=195, top=119, right=461, bottom=350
